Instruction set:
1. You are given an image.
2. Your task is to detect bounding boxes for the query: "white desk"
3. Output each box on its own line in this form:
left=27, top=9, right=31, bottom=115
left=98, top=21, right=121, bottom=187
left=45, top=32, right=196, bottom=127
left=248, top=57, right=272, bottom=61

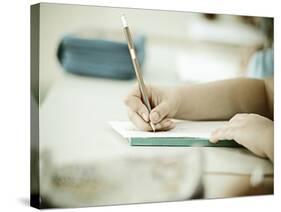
left=39, top=73, right=273, bottom=207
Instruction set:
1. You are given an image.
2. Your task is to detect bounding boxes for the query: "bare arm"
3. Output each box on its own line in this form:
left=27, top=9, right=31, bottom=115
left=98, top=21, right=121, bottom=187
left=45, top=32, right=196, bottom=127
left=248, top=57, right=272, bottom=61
left=175, top=78, right=273, bottom=121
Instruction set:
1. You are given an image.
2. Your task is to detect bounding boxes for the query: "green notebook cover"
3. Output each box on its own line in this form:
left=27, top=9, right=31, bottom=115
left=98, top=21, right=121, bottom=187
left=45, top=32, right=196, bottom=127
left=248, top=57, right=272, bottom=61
left=129, top=137, right=241, bottom=147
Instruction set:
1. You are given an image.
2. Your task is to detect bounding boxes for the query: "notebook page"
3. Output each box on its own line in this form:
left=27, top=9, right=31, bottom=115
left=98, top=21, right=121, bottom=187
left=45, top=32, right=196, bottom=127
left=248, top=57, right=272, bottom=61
left=110, top=120, right=228, bottom=139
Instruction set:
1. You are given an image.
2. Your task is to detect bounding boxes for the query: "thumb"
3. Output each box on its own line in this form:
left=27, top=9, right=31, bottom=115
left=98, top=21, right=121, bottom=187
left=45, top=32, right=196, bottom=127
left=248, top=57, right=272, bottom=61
left=150, top=101, right=170, bottom=124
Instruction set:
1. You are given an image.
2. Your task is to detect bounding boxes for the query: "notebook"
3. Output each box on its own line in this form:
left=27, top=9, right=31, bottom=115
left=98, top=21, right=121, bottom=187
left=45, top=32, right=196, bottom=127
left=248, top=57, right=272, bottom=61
left=110, top=120, right=241, bottom=147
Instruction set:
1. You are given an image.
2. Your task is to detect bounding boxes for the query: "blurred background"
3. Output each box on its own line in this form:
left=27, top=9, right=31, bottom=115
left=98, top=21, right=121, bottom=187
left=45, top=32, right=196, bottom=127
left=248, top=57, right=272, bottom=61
left=36, top=3, right=273, bottom=104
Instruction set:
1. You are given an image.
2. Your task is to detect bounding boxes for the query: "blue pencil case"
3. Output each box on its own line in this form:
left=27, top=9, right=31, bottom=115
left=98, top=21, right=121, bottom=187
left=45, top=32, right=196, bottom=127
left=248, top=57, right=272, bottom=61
left=57, top=34, right=146, bottom=80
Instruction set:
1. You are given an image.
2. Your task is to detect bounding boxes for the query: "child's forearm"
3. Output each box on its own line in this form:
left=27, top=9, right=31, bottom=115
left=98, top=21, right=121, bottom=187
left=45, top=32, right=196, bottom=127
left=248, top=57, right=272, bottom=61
left=174, top=78, right=272, bottom=121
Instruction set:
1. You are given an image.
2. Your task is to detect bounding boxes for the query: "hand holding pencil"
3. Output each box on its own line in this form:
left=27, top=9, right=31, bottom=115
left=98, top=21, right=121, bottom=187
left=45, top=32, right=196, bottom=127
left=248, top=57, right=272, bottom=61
left=124, top=84, right=178, bottom=132
left=121, top=15, right=156, bottom=132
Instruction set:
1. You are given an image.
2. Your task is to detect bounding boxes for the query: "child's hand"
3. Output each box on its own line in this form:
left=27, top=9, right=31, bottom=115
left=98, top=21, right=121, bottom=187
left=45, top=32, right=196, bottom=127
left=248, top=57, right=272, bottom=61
left=210, top=113, right=274, bottom=161
left=124, top=85, right=180, bottom=131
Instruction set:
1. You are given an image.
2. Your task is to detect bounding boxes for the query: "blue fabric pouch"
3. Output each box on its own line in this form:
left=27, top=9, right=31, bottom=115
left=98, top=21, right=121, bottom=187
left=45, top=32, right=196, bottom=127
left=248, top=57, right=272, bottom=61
left=57, top=34, right=146, bottom=80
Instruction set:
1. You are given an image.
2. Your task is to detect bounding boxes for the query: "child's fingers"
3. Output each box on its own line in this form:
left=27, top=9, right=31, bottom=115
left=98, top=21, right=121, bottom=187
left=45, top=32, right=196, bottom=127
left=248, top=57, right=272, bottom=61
left=128, top=109, right=175, bottom=132
left=209, top=129, right=220, bottom=143
left=209, top=126, right=236, bottom=143
left=127, top=110, right=153, bottom=131
left=150, top=101, right=170, bottom=124
left=124, top=96, right=150, bottom=122
left=154, top=119, right=175, bottom=131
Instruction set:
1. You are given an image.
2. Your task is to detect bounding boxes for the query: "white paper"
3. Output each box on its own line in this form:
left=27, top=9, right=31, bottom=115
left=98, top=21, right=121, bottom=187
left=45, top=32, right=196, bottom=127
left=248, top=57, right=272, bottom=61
left=110, top=120, right=228, bottom=138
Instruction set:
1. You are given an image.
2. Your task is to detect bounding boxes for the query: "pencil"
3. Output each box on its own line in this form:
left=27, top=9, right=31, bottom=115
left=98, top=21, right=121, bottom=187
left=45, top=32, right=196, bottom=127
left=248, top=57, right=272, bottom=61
left=121, top=15, right=156, bottom=132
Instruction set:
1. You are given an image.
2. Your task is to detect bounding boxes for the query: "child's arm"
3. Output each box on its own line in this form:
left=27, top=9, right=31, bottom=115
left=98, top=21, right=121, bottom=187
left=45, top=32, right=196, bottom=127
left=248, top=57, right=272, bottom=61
left=124, top=78, right=273, bottom=130
left=175, top=78, right=273, bottom=121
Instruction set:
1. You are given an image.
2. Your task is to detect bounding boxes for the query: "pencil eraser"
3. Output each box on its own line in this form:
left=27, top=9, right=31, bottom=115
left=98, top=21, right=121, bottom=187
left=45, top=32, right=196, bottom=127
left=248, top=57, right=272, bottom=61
left=121, top=15, right=128, bottom=27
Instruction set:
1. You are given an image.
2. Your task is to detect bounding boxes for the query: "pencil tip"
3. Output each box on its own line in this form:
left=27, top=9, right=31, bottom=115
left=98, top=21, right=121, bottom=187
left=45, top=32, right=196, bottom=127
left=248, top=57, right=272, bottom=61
left=150, top=123, right=156, bottom=132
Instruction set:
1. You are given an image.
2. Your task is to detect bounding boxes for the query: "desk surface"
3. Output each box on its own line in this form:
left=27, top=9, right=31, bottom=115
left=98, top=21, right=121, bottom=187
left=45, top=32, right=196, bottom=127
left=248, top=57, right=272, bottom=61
left=39, top=73, right=273, bottom=207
